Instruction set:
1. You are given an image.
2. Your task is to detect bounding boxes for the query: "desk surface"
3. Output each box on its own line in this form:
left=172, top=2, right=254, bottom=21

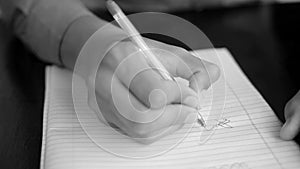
left=0, top=3, right=299, bottom=169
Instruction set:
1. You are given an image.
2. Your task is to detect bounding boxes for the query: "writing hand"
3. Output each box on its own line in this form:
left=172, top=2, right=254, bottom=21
left=86, top=38, right=220, bottom=144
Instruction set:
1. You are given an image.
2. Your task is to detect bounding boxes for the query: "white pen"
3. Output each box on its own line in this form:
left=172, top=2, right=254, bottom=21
left=106, top=0, right=206, bottom=127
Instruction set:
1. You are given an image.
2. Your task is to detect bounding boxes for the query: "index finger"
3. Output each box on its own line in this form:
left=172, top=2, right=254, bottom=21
left=147, top=40, right=220, bottom=93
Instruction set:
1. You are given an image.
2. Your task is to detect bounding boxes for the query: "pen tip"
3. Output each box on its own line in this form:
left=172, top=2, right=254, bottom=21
left=197, top=117, right=206, bottom=127
left=202, top=120, right=207, bottom=127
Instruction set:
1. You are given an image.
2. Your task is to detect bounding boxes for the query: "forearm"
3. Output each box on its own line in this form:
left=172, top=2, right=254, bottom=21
left=1, top=0, right=87, bottom=65
left=0, top=0, right=125, bottom=73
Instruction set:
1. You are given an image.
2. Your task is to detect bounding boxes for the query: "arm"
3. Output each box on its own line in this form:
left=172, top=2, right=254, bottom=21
left=0, top=0, right=220, bottom=144
left=0, top=0, right=123, bottom=70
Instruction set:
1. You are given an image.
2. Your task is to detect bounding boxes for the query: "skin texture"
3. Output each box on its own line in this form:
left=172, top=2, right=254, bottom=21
left=86, top=38, right=220, bottom=144
left=280, top=90, right=300, bottom=141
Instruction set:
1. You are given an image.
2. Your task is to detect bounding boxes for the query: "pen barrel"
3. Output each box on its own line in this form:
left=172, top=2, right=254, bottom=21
left=139, top=47, right=175, bottom=81
left=106, top=0, right=174, bottom=81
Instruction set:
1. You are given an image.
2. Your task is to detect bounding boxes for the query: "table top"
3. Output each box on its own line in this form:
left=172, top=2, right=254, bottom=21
left=0, top=3, right=299, bottom=169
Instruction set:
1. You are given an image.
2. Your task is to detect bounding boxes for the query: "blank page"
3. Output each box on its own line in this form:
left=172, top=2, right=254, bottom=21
left=40, top=48, right=300, bottom=169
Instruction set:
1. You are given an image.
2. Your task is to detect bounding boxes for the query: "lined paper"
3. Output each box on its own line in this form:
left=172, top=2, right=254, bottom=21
left=40, top=48, right=300, bottom=169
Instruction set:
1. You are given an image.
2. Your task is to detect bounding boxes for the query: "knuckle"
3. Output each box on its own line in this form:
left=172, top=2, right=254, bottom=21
left=149, top=92, right=165, bottom=108
left=174, top=47, right=188, bottom=56
left=177, top=49, right=192, bottom=62
left=148, top=84, right=170, bottom=108
left=105, top=41, right=136, bottom=66
left=207, top=63, right=220, bottom=81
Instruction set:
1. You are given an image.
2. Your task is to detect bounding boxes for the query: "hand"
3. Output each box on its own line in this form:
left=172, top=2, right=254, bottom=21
left=280, top=90, right=300, bottom=140
left=86, top=38, right=220, bottom=144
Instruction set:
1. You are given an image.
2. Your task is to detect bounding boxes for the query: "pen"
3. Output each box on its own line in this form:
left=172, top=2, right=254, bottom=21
left=106, top=0, right=206, bottom=127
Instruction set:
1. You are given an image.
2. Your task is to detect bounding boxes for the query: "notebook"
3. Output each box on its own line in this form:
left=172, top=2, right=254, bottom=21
left=40, top=48, right=300, bottom=169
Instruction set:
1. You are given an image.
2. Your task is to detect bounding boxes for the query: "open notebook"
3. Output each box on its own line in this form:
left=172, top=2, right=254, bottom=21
left=40, top=48, right=300, bottom=169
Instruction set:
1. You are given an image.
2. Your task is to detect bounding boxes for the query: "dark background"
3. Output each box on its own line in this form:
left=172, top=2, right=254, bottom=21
left=0, top=3, right=299, bottom=169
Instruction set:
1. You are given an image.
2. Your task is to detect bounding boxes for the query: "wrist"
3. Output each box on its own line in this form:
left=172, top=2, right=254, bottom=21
left=60, top=14, right=105, bottom=70
left=68, top=17, right=127, bottom=81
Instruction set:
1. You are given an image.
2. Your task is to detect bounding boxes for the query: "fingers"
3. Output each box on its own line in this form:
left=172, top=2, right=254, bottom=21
left=175, top=50, right=220, bottom=93
left=110, top=72, right=198, bottom=137
left=92, top=67, right=198, bottom=140
left=113, top=42, right=198, bottom=109
left=146, top=39, right=220, bottom=93
left=280, top=90, right=300, bottom=140
left=129, top=69, right=199, bottom=109
left=108, top=40, right=220, bottom=110
left=89, top=39, right=218, bottom=144
left=94, top=66, right=150, bottom=123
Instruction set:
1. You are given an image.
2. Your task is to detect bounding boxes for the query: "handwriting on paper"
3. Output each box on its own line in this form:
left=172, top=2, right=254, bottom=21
left=202, top=118, right=233, bottom=131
